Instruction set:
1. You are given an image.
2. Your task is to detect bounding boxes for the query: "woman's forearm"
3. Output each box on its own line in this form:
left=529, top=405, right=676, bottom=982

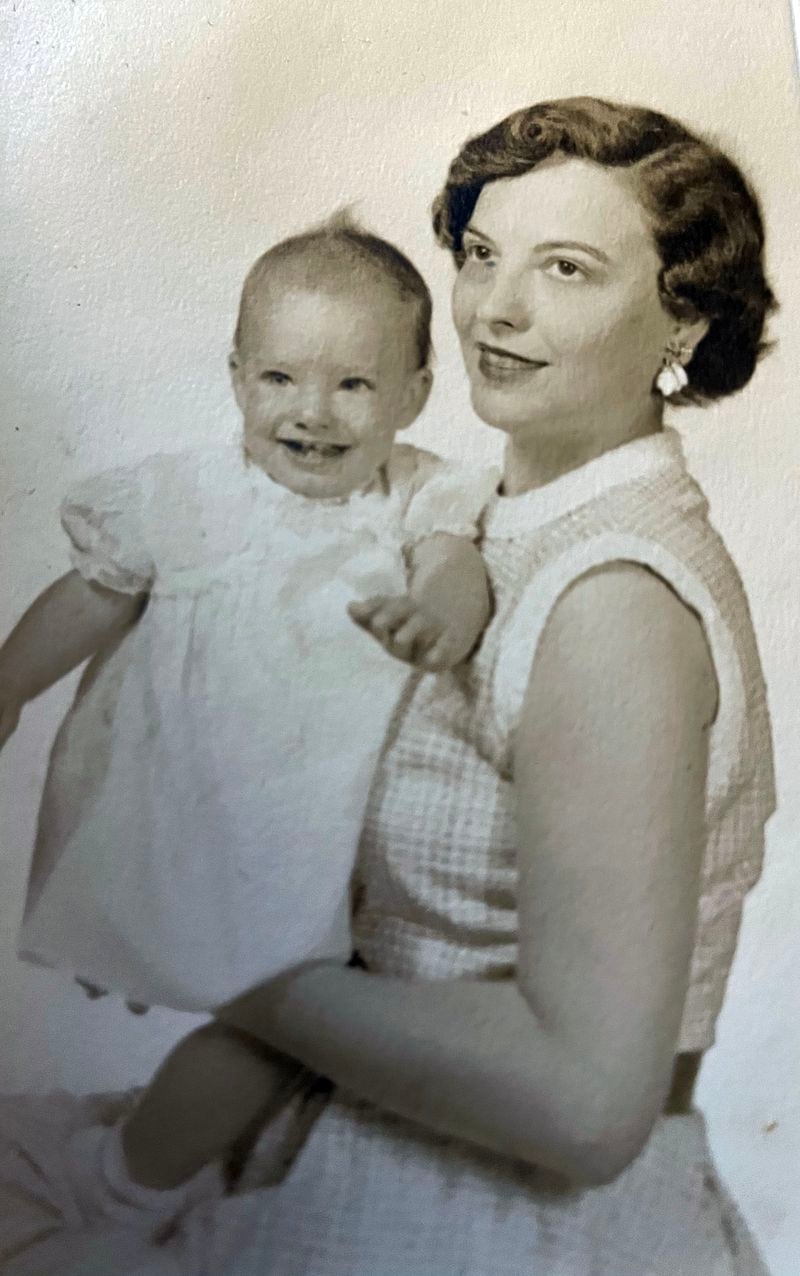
left=218, top=963, right=621, bottom=1183
left=0, top=570, right=145, bottom=706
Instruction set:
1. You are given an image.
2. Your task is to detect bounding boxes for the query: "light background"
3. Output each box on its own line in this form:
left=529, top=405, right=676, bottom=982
left=2, top=2, right=799, bottom=1270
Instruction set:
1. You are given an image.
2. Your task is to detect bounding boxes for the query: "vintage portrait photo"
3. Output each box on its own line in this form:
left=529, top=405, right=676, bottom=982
left=2, top=0, right=799, bottom=1271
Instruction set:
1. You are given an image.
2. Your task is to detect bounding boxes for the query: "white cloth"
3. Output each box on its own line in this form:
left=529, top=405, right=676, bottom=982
left=0, top=1091, right=769, bottom=1275
left=213, top=1098, right=770, bottom=1276
left=18, top=443, right=497, bottom=1011
left=0, top=1091, right=220, bottom=1276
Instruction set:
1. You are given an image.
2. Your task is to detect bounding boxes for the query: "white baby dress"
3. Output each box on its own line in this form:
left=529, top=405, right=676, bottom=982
left=18, top=442, right=496, bottom=1012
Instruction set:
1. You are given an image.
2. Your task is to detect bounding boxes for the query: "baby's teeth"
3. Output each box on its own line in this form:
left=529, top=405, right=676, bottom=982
left=281, top=439, right=347, bottom=460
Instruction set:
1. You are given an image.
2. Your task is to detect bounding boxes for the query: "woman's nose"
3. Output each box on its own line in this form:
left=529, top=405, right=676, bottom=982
left=475, top=270, right=531, bottom=332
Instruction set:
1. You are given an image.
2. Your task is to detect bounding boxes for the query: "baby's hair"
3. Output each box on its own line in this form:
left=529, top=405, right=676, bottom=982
left=235, top=210, right=433, bottom=369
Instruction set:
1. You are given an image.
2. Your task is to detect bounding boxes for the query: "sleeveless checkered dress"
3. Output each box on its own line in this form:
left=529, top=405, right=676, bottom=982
left=213, top=427, right=774, bottom=1275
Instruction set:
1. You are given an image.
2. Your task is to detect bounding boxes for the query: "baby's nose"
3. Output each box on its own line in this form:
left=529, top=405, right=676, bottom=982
left=296, top=395, right=332, bottom=430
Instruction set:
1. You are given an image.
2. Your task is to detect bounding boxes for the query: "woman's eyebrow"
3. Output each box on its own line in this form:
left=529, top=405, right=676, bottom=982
left=465, top=224, right=611, bottom=266
left=463, top=223, right=494, bottom=244
left=534, top=239, right=611, bottom=264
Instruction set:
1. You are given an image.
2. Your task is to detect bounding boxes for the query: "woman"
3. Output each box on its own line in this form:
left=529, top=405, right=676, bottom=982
left=1, top=98, right=777, bottom=1274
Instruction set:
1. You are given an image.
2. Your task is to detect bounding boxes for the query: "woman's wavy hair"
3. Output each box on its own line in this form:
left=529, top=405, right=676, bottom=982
left=432, top=97, right=776, bottom=405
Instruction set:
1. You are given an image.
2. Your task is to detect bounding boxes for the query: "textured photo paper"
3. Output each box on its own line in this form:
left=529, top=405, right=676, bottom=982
left=2, top=2, right=800, bottom=1271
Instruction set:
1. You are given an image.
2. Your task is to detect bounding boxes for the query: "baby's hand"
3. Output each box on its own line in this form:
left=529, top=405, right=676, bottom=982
left=348, top=595, right=465, bottom=672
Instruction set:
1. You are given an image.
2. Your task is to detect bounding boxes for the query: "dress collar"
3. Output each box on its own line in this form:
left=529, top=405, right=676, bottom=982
left=484, top=427, right=687, bottom=539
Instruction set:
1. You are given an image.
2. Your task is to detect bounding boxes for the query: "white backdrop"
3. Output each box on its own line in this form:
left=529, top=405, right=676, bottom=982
left=2, top=2, right=800, bottom=1271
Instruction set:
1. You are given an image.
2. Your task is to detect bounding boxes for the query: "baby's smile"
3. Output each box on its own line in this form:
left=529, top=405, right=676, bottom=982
left=277, top=434, right=352, bottom=462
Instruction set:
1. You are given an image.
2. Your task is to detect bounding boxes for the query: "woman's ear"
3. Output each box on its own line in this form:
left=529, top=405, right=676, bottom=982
left=398, top=367, right=433, bottom=431
left=674, top=317, right=711, bottom=364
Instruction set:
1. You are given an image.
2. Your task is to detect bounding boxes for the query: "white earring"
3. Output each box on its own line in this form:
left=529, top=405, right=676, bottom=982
left=655, top=343, right=692, bottom=398
left=656, top=360, right=689, bottom=397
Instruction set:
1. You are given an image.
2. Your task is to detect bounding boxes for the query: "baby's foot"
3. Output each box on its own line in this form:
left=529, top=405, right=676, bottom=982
left=67, top=1122, right=225, bottom=1236
left=0, top=1121, right=218, bottom=1276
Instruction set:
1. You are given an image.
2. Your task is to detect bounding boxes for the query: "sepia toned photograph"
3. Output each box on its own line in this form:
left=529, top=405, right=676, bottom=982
left=2, top=1, right=799, bottom=1272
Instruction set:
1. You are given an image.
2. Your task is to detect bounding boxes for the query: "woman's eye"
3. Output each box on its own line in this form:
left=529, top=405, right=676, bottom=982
left=260, top=370, right=290, bottom=385
left=547, top=259, right=585, bottom=280
left=464, top=242, right=493, bottom=263
left=340, top=377, right=373, bottom=391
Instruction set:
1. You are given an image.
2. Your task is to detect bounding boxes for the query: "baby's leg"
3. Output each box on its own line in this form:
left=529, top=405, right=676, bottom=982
left=0, top=1029, right=302, bottom=1268
left=120, top=1022, right=303, bottom=1191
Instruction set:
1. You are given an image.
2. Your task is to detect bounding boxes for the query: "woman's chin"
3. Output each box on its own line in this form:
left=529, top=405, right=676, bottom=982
left=470, top=388, right=544, bottom=437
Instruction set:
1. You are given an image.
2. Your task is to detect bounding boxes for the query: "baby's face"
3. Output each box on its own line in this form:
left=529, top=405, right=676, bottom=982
left=235, top=282, right=429, bottom=499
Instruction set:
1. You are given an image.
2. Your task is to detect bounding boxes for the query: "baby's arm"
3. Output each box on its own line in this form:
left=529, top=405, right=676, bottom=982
left=0, top=570, right=145, bottom=749
left=120, top=1022, right=305, bottom=1192
left=349, top=533, right=491, bottom=672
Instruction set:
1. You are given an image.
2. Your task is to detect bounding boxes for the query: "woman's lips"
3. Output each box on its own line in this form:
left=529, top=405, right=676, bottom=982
left=476, top=343, right=548, bottom=383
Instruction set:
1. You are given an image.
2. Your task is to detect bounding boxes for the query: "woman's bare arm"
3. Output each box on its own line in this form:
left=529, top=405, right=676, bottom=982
left=219, top=564, right=715, bottom=1183
left=0, top=570, right=145, bottom=745
left=513, top=564, right=716, bottom=1163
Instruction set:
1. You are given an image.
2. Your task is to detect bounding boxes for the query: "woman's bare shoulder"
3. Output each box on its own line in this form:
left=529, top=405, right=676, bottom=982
left=539, top=561, right=717, bottom=721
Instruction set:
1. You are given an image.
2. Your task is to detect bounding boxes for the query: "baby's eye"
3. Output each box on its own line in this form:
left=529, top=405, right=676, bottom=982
left=260, top=370, right=291, bottom=385
left=463, top=241, right=494, bottom=264
left=339, top=377, right=374, bottom=392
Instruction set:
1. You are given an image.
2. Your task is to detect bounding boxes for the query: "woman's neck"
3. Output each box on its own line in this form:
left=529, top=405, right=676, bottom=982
left=501, top=399, right=664, bottom=497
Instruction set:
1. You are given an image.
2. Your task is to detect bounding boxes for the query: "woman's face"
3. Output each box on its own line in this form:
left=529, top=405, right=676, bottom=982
left=452, top=156, right=677, bottom=440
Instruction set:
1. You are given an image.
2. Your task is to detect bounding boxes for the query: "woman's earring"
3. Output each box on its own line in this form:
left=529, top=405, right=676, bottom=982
left=655, top=343, right=692, bottom=398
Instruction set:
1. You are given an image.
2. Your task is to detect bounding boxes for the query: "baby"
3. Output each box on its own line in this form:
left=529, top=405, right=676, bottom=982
left=0, top=215, right=496, bottom=1242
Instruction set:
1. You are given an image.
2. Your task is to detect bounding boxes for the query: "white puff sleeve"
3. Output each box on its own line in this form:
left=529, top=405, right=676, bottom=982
left=60, top=462, right=156, bottom=595
left=399, top=448, right=500, bottom=545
